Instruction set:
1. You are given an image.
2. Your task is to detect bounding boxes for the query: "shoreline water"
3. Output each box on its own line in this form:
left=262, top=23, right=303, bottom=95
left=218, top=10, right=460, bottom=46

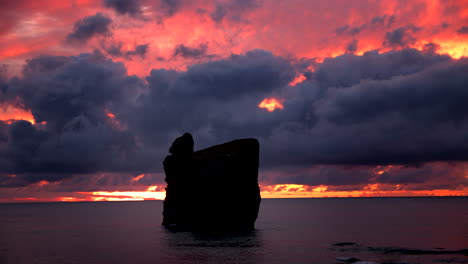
left=1, top=197, right=467, bottom=264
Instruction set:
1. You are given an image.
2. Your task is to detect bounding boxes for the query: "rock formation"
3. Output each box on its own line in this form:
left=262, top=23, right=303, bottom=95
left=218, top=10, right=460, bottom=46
left=162, top=133, right=261, bottom=231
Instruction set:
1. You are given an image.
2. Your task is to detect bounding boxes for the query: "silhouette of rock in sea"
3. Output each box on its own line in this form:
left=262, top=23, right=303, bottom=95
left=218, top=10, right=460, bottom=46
left=162, top=133, right=261, bottom=231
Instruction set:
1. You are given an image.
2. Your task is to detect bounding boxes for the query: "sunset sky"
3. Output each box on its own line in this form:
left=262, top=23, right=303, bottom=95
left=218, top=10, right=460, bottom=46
left=1, top=0, right=468, bottom=202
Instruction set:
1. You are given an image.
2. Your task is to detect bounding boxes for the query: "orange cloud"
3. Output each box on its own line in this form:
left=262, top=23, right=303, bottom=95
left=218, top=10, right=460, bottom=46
left=1, top=0, right=467, bottom=78
left=132, top=174, right=145, bottom=182
left=86, top=189, right=166, bottom=201
left=260, top=184, right=468, bottom=198
left=258, top=98, right=284, bottom=112
left=1, top=181, right=466, bottom=203
left=289, top=73, right=306, bottom=86
left=0, top=104, right=35, bottom=124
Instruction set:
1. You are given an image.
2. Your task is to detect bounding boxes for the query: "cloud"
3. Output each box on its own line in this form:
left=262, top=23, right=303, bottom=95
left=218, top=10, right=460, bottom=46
left=335, top=14, right=395, bottom=37
left=210, top=0, right=260, bottom=23
left=422, top=42, right=440, bottom=54
left=159, top=0, right=183, bottom=17
left=370, top=14, right=395, bottom=28
left=335, top=25, right=362, bottom=36
left=0, top=52, right=146, bottom=186
left=260, top=162, right=468, bottom=190
left=66, top=13, right=112, bottom=44
left=457, top=26, right=468, bottom=34
left=103, top=0, right=142, bottom=17
left=262, top=50, right=468, bottom=169
left=148, top=49, right=293, bottom=100
left=11, top=52, right=142, bottom=130
left=173, top=43, right=209, bottom=59
left=128, top=49, right=295, bottom=147
left=1, top=48, right=468, bottom=191
left=311, top=49, right=449, bottom=89
left=106, top=43, right=149, bottom=59
left=345, top=39, right=358, bottom=53
left=129, top=44, right=149, bottom=58
left=383, top=26, right=419, bottom=48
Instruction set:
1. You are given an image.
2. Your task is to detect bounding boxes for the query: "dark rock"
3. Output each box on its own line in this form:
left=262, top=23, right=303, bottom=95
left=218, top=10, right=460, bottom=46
left=162, top=133, right=261, bottom=231
left=169, top=132, right=194, bottom=156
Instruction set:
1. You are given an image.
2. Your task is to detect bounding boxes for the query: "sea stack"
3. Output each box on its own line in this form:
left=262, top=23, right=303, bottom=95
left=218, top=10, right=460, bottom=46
left=162, top=133, right=261, bottom=231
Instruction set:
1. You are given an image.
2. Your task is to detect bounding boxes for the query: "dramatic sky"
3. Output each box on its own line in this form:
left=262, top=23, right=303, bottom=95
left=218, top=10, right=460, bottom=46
left=1, top=0, right=467, bottom=202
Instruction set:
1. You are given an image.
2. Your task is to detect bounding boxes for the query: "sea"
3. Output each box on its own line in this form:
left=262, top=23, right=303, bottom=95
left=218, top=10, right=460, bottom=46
left=0, top=197, right=467, bottom=264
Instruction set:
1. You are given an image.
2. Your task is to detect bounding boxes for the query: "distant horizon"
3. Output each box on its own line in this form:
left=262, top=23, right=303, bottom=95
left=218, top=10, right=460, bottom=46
left=1, top=195, right=467, bottom=205
left=2, top=190, right=467, bottom=204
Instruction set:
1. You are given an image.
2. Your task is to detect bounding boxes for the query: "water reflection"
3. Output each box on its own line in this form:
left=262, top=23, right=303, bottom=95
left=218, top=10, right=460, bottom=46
left=160, top=229, right=263, bottom=263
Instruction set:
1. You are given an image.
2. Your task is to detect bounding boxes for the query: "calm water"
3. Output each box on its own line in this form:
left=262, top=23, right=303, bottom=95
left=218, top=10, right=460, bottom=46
left=0, top=197, right=467, bottom=264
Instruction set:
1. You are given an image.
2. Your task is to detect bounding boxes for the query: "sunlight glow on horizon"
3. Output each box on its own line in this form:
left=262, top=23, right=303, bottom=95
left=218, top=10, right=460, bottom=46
left=260, top=184, right=468, bottom=198
left=3, top=183, right=465, bottom=203
left=87, top=185, right=166, bottom=201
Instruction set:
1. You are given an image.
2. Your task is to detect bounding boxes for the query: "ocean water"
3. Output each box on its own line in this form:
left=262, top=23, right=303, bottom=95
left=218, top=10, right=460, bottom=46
left=0, top=197, right=467, bottom=264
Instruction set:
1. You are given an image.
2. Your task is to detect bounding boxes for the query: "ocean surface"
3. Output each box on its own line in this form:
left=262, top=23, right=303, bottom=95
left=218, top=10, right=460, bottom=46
left=0, top=197, right=467, bottom=264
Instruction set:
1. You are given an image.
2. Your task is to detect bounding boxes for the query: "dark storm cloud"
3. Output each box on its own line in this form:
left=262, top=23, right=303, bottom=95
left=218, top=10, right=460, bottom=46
left=66, top=13, right=112, bottom=44
left=345, top=39, right=358, bottom=53
left=457, top=26, right=468, bottom=34
left=129, top=44, right=149, bottom=58
left=103, top=0, right=142, bottom=17
left=370, top=14, right=395, bottom=28
left=383, top=26, right=419, bottom=48
left=126, top=47, right=467, bottom=191
left=0, top=52, right=147, bottom=186
left=0, top=78, right=9, bottom=103
left=2, top=47, right=468, bottom=190
left=0, top=49, right=296, bottom=187
left=262, top=50, right=468, bottom=170
left=173, top=43, right=208, bottom=59
left=335, top=25, right=362, bottom=36
left=148, top=49, right=293, bottom=100
left=263, top=166, right=375, bottom=186
left=260, top=162, right=468, bottom=189
left=129, top=49, right=295, bottom=147
left=10, top=52, right=142, bottom=130
left=106, top=43, right=149, bottom=59
left=0, top=121, right=7, bottom=141
left=375, top=163, right=468, bottom=189
left=21, top=55, right=70, bottom=75
left=335, top=15, right=395, bottom=37
left=422, top=42, right=440, bottom=54
left=43, top=172, right=163, bottom=192
left=311, top=49, right=450, bottom=89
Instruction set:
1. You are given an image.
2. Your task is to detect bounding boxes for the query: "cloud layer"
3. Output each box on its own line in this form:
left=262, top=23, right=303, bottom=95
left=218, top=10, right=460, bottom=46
left=1, top=47, right=468, bottom=192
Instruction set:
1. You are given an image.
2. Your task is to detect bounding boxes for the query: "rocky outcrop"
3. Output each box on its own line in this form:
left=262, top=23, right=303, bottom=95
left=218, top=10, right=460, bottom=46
left=162, top=133, right=261, bottom=231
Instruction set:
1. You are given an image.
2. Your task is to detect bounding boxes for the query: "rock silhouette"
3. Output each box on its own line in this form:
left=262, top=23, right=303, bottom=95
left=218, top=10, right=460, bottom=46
left=162, top=133, right=261, bottom=231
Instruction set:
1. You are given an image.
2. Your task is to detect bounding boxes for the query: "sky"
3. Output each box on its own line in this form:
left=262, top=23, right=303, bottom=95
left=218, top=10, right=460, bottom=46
left=0, top=0, right=467, bottom=202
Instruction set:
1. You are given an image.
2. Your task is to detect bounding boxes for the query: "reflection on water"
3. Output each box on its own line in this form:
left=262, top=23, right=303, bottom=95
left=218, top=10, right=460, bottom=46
left=161, top=229, right=263, bottom=264
left=0, top=198, right=467, bottom=264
